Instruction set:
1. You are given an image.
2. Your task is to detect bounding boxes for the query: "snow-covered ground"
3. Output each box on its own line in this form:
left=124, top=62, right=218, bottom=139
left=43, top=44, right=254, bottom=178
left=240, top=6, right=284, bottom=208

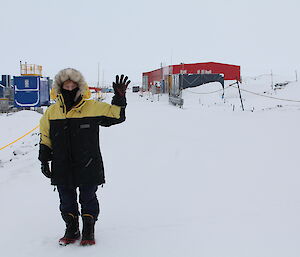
left=1, top=74, right=300, bottom=257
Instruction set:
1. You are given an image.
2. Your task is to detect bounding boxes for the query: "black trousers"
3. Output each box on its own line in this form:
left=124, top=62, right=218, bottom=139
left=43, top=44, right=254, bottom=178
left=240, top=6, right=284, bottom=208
left=57, top=185, right=100, bottom=220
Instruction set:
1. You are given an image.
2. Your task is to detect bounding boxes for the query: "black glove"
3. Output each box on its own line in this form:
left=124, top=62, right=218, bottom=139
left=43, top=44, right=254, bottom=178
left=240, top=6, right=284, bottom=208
left=38, top=144, right=53, bottom=162
left=113, top=74, right=131, bottom=97
left=41, top=162, right=51, bottom=178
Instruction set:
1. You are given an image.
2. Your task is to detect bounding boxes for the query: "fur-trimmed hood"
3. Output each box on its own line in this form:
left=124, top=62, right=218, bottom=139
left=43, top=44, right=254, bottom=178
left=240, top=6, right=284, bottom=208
left=51, top=68, right=90, bottom=100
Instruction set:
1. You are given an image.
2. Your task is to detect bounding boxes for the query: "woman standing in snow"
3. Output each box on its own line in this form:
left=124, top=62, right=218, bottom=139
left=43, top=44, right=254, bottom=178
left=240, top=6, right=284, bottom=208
left=38, top=68, right=130, bottom=246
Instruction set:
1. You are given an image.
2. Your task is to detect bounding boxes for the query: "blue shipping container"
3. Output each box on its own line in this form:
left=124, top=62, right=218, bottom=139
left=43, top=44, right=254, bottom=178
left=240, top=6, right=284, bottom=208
left=14, top=76, right=50, bottom=107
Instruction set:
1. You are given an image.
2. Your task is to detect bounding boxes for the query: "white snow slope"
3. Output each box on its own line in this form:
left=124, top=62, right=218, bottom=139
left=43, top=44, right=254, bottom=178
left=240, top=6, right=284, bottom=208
left=1, top=75, right=300, bottom=257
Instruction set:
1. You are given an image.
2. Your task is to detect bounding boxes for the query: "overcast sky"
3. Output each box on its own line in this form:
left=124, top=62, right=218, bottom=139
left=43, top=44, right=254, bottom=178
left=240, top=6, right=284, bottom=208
left=1, top=0, right=299, bottom=85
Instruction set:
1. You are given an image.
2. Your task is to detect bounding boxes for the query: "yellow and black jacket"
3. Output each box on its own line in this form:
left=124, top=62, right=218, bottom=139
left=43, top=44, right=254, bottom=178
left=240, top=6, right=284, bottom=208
left=39, top=86, right=126, bottom=186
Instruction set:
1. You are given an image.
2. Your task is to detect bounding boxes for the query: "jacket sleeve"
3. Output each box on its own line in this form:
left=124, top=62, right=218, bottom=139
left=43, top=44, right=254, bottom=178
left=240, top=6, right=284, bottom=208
left=39, top=108, right=52, bottom=149
left=90, top=100, right=126, bottom=127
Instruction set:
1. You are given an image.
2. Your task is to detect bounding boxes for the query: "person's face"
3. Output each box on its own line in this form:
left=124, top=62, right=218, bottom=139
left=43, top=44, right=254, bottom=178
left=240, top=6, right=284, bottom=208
left=62, top=80, right=78, bottom=91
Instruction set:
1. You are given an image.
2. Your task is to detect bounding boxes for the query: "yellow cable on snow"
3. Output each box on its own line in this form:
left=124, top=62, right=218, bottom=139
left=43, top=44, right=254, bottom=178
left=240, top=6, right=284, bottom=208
left=0, top=125, right=39, bottom=151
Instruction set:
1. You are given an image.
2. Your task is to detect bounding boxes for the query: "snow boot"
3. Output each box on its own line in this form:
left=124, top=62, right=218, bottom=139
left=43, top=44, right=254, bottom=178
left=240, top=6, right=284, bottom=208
left=59, top=213, right=81, bottom=246
left=80, top=214, right=96, bottom=246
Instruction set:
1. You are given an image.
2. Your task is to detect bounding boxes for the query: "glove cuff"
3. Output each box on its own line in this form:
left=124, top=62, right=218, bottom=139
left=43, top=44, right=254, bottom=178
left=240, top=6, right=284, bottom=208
left=112, top=94, right=127, bottom=107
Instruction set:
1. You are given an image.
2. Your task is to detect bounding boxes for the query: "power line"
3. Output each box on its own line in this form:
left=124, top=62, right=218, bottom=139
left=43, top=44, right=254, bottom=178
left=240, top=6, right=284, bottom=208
left=184, top=83, right=300, bottom=103
left=184, top=84, right=233, bottom=95
left=232, top=86, right=300, bottom=103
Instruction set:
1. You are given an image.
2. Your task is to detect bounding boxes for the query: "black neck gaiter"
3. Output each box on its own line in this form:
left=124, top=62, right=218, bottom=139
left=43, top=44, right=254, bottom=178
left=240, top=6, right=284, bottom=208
left=61, top=87, right=79, bottom=111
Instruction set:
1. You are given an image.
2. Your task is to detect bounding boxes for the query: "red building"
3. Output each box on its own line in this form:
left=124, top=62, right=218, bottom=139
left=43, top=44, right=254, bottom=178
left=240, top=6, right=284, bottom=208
left=142, top=62, right=241, bottom=91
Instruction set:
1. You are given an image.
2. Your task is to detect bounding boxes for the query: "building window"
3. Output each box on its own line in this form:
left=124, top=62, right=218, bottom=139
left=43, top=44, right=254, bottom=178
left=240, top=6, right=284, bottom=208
left=201, top=70, right=212, bottom=74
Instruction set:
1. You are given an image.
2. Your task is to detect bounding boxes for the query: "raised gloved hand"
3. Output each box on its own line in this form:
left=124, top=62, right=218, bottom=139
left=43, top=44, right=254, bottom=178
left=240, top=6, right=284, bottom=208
left=113, top=74, right=131, bottom=97
left=41, top=162, right=51, bottom=178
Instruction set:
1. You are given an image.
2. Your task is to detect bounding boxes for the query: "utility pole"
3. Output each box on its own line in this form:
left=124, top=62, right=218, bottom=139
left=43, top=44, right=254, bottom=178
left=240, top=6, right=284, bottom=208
left=102, top=70, right=104, bottom=88
left=295, top=70, right=298, bottom=82
left=160, top=62, right=163, bottom=94
left=97, top=62, right=100, bottom=88
left=271, top=70, right=274, bottom=90
left=236, top=80, right=244, bottom=111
